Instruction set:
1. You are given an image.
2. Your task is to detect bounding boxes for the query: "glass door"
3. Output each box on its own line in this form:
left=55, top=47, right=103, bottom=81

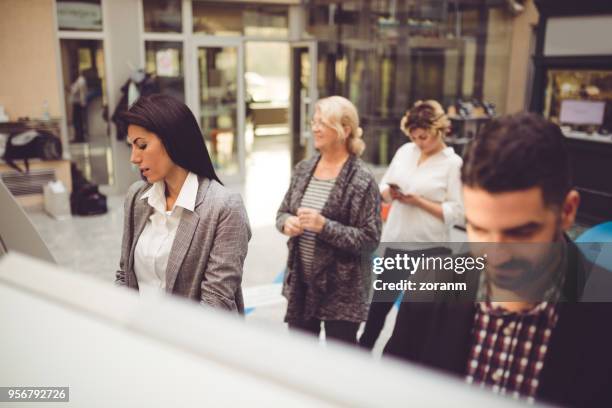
left=192, top=37, right=245, bottom=183
left=60, top=39, right=113, bottom=186
left=290, top=41, right=318, bottom=166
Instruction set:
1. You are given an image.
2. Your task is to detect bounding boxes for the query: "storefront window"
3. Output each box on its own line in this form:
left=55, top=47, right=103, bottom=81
left=56, top=0, right=103, bottom=32
left=307, top=0, right=513, bottom=165
left=192, top=2, right=288, bottom=37
left=143, top=0, right=182, bottom=33
left=145, top=41, right=185, bottom=102
left=543, top=69, right=612, bottom=132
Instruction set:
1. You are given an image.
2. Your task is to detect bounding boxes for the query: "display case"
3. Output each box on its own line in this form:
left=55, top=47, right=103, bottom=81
left=531, top=1, right=612, bottom=223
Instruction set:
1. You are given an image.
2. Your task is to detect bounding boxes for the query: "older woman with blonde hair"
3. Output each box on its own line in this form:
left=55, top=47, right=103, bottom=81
left=276, top=95, right=382, bottom=344
left=359, top=99, right=463, bottom=349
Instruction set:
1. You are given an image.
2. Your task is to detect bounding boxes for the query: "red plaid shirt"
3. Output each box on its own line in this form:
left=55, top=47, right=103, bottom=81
left=465, top=301, right=559, bottom=403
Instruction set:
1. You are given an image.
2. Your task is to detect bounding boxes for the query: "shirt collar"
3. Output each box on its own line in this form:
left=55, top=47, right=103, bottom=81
left=412, top=144, right=454, bottom=158
left=478, top=300, right=552, bottom=317
left=441, top=146, right=455, bottom=157
left=174, top=172, right=199, bottom=212
left=140, top=172, right=199, bottom=213
left=140, top=181, right=166, bottom=214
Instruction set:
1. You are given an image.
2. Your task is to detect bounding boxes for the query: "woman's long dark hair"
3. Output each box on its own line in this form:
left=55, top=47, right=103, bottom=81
left=118, top=94, right=222, bottom=184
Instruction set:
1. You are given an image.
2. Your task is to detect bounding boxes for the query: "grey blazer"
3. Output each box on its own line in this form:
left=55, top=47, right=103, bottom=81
left=115, top=177, right=251, bottom=313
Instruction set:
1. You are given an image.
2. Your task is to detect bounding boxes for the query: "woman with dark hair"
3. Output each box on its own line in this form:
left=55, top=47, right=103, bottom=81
left=115, top=94, right=250, bottom=313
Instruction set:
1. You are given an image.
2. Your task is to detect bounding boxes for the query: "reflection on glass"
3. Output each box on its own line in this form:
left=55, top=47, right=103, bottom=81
left=60, top=39, right=113, bottom=185
left=198, top=47, right=239, bottom=175
left=145, top=41, right=185, bottom=102
left=245, top=42, right=289, bottom=103
left=245, top=42, right=289, bottom=155
left=193, top=2, right=288, bottom=37
left=306, top=1, right=512, bottom=166
left=544, top=69, right=612, bottom=131
left=57, top=0, right=102, bottom=32
left=143, top=0, right=182, bottom=33
left=243, top=6, right=288, bottom=37
left=290, top=46, right=313, bottom=165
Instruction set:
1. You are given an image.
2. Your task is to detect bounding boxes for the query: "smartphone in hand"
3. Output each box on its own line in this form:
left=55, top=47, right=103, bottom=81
left=387, top=183, right=403, bottom=194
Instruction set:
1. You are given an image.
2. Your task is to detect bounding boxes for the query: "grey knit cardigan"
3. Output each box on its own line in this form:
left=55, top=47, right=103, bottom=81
left=276, top=154, right=382, bottom=323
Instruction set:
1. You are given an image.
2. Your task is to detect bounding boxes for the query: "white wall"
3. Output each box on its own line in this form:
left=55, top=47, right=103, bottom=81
left=0, top=0, right=61, bottom=120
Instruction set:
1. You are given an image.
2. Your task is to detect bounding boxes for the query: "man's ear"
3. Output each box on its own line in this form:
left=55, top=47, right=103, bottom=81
left=560, top=189, right=580, bottom=231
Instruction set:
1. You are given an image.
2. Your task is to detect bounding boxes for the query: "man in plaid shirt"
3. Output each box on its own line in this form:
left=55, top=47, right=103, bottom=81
left=383, top=113, right=612, bottom=406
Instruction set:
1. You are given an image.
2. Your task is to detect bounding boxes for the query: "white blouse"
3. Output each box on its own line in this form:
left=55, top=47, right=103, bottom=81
left=380, top=143, right=464, bottom=242
left=133, top=172, right=199, bottom=297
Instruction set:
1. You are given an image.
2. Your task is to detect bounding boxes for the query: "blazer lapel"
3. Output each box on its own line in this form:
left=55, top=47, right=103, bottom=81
left=128, top=191, right=154, bottom=288
left=422, top=303, right=475, bottom=375
left=165, top=210, right=199, bottom=291
left=165, top=177, right=210, bottom=291
left=320, top=154, right=355, bottom=220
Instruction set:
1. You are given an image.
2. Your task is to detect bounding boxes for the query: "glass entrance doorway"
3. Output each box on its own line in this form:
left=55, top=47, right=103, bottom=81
left=60, top=39, right=113, bottom=186
left=245, top=40, right=290, bottom=160
left=192, top=38, right=245, bottom=183
left=191, top=38, right=317, bottom=183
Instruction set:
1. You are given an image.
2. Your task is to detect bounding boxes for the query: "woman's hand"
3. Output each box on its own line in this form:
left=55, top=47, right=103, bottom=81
left=396, top=193, right=422, bottom=206
left=382, top=187, right=401, bottom=202
left=283, top=216, right=304, bottom=237
left=396, top=194, right=444, bottom=220
left=297, top=208, right=326, bottom=233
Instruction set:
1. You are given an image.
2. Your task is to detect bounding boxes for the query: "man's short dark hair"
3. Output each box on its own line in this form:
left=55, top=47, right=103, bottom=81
left=461, top=112, right=572, bottom=207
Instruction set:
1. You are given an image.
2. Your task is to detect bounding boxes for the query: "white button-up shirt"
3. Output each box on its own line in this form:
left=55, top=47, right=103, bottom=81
left=380, top=143, right=464, bottom=242
left=134, top=172, right=199, bottom=297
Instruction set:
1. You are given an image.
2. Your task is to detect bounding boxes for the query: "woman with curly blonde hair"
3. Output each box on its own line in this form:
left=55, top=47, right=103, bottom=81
left=359, top=100, right=463, bottom=349
left=276, top=96, right=382, bottom=344
left=382, top=99, right=463, bottom=241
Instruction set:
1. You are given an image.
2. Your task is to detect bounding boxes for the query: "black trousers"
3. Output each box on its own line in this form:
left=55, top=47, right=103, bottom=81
left=72, top=103, right=87, bottom=142
left=289, top=319, right=360, bottom=345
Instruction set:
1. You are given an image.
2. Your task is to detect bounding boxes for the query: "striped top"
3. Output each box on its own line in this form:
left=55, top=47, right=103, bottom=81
left=298, top=176, right=336, bottom=279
